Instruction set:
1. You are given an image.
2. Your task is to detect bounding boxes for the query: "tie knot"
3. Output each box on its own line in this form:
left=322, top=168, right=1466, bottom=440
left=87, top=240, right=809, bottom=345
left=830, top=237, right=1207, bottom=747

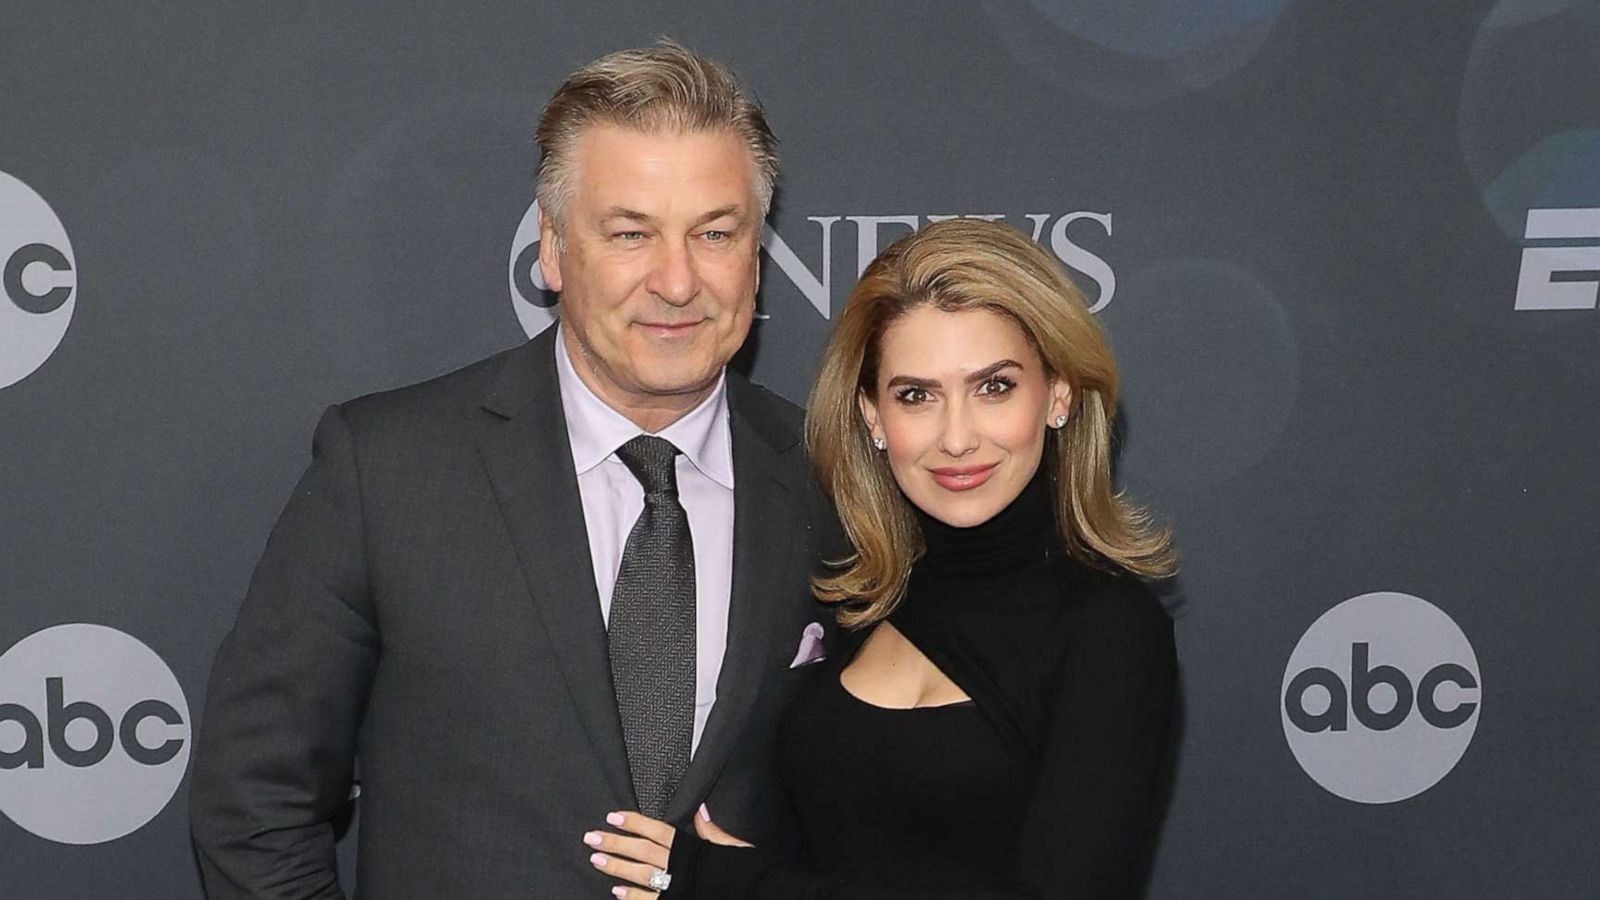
left=614, top=435, right=681, bottom=497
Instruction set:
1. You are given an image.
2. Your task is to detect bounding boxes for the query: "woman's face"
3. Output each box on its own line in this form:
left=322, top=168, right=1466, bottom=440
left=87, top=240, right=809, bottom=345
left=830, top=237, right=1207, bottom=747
left=859, top=306, right=1071, bottom=528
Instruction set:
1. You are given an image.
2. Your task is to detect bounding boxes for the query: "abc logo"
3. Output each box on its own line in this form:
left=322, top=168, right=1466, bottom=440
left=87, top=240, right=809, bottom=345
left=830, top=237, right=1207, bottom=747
left=0, top=624, right=190, bottom=844
left=508, top=198, right=558, bottom=338
left=1281, top=592, right=1481, bottom=804
left=1, top=169, right=76, bottom=390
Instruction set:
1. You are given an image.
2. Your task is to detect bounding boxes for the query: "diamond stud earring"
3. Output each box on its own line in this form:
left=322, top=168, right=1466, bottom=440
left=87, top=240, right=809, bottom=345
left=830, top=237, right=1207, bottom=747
left=872, top=437, right=887, bottom=451
left=1053, top=414, right=1068, bottom=428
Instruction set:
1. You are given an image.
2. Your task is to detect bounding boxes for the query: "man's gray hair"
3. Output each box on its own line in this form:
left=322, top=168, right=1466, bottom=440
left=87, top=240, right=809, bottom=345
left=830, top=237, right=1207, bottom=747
left=535, top=40, right=779, bottom=239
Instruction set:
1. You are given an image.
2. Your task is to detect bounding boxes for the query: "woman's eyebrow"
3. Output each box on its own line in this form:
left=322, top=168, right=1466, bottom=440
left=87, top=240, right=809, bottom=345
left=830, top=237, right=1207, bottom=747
left=963, top=359, right=1023, bottom=384
left=884, top=359, right=1023, bottom=390
left=885, top=374, right=939, bottom=390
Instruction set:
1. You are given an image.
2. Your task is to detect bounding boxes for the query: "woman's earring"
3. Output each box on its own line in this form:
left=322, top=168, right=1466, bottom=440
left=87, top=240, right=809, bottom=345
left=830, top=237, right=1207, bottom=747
left=1052, top=414, right=1068, bottom=428
left=872, top=436, right=887, bottom=451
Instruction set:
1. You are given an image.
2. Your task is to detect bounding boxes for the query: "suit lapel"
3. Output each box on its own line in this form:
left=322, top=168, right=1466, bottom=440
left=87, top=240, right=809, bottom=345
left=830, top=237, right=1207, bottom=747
left=476, top=329, right=634, bottom=810
left=666, top=377, right=801, bottom=823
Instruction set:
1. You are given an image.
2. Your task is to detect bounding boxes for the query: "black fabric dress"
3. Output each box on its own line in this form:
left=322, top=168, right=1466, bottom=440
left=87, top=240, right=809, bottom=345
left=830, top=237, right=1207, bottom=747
left=667, top=471, right=1176, bottom=898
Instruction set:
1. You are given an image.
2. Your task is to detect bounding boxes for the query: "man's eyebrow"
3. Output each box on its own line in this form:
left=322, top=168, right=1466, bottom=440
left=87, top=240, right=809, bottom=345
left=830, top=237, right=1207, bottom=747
left=597, top=207, right=656, bottom=224
left=693, top=205, right=745, bottom=227
left=883, top=360, right=1024, bottom=391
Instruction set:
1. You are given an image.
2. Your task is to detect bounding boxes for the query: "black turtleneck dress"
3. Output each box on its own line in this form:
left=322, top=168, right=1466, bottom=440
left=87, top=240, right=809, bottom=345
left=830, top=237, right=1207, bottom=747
left=668, top=473, right=1176, bottom=898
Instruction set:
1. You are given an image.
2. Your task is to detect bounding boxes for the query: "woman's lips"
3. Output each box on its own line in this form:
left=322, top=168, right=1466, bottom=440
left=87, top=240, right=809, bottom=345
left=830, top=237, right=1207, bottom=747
left=928, top=462, right=999, bottom=492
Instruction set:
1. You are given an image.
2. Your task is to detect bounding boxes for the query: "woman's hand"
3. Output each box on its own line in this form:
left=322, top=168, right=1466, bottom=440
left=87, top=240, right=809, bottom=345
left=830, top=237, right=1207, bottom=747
left=690, top=804, right=754, bottom=848
left=585, top=806, right=754, bottom=898
left=586, top=811, right=674, bottom=898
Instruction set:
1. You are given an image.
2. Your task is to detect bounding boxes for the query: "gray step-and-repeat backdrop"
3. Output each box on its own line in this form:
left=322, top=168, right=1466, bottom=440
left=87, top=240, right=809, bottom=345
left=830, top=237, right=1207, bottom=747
left=3, top=2, right=1596, bottom=897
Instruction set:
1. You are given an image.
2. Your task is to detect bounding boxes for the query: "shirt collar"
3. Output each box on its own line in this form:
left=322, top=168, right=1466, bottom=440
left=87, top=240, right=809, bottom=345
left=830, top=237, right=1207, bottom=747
left=554, top=323, right=734, bottom=490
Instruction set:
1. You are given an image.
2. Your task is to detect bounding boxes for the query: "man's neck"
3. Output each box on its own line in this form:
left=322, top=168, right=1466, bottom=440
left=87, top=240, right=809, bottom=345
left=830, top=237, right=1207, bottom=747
left=560, top=328, right=718, bottom=434
left=598, top=385, right=712, bottom=434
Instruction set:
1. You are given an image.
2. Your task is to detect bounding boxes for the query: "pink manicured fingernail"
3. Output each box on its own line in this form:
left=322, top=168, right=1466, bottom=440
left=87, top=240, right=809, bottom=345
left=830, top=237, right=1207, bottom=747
left=606, top=811, right=626, bottom=826
left=583, top=831, right=602, bottom=847
left=698, top=803, right=711, bottom=822
left=612, top=888, right=627, bottom=899
left=589, top=852, right=609, bottom=868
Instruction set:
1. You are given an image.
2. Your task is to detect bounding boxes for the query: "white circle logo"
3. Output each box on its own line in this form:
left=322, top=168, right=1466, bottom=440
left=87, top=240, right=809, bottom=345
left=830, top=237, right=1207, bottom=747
left=0, top=624, right=191, bottom=844
left=508, top=198, right=557, bottom=338
left=1281, top=591, right=1481, bottom=804
left=1, top=170, right=76, bottom=390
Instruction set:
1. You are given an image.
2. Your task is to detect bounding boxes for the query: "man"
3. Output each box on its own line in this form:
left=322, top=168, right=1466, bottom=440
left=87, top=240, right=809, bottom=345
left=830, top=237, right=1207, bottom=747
left=190, top=43, right=833, bottom=898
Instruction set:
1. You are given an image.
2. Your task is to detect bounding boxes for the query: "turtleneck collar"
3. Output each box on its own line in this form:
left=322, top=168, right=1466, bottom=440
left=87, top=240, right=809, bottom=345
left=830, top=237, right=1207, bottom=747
left=912, top=463, right=1059, bottom=578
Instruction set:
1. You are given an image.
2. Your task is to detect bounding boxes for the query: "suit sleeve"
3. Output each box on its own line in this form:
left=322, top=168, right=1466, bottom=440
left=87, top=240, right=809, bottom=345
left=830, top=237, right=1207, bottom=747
left=667, top=591, right=1176, bottom=900
left=189, top=405, right=381, bottom=899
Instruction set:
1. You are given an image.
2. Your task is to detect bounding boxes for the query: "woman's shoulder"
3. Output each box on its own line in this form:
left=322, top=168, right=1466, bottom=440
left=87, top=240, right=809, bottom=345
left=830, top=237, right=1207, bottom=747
left=1051, top=555, right=1174, bottom=646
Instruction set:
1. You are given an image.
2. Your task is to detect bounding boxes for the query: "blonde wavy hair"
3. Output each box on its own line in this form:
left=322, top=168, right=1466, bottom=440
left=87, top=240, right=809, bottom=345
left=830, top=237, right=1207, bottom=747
left=805, top=218, right=1174, bottom=628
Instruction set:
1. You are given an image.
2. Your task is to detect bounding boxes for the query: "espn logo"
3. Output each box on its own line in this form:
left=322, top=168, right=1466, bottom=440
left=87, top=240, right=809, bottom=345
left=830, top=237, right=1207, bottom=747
left=1514, top=208, right=1600, bottom=311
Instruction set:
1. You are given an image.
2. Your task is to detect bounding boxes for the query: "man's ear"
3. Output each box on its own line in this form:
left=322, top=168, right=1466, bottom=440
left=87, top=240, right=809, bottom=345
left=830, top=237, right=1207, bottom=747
left=857, top=390, right=883, bottom=442
left=752, top=192, right=765, bottom=296
left=751, top=226, right=761, bottom=296
left=538, top=208, right=564, bottom=294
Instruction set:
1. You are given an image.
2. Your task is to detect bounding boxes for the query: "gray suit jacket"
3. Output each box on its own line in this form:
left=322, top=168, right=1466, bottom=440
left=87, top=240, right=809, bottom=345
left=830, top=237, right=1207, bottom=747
left=190, top=327, right=835, bottom=898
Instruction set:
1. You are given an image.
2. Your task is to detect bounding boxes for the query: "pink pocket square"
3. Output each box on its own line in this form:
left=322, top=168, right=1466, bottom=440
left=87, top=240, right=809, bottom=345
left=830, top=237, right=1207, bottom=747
left=788, top=622, right=826, bottom=668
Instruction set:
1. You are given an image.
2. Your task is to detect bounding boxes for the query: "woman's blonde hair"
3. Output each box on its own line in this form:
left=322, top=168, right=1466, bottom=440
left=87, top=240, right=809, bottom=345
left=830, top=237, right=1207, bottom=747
left=805, top=218, right=1174, bottom=628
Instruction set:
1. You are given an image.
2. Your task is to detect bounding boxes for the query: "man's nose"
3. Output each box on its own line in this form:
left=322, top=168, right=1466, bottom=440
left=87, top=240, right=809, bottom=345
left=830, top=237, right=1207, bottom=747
left=646, top=237, right=700, bottom=307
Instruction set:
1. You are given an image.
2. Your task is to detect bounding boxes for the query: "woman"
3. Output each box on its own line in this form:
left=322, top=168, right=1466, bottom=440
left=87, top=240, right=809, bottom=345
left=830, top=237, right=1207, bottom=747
left=586, top=218, right=1178, bottom=898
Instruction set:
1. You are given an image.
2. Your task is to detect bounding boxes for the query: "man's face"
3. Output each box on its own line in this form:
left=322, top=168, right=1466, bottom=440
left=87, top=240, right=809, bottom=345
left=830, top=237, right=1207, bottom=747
left=539, top=124, right=761, bottom=419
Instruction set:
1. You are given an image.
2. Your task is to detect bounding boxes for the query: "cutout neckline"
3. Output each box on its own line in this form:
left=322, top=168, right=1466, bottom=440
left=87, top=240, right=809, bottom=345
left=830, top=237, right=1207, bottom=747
left=837, top=621, right=976, bottom=711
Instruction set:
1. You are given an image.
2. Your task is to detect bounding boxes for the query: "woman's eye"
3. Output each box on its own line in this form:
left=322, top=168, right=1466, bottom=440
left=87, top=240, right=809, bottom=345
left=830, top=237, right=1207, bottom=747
left=894, top=387, right=930, bottom=405
left=978, top=377, right=1015, bottom=396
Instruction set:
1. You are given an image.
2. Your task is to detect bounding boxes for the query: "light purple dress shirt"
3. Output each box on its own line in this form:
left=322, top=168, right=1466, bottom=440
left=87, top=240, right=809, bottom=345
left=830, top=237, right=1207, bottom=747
left=553, top=326, right=734, bottom=756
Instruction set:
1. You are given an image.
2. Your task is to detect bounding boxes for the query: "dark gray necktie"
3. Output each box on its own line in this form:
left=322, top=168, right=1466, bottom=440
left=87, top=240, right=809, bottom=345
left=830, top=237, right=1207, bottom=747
left=608, top=435, right=696, bottom=819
